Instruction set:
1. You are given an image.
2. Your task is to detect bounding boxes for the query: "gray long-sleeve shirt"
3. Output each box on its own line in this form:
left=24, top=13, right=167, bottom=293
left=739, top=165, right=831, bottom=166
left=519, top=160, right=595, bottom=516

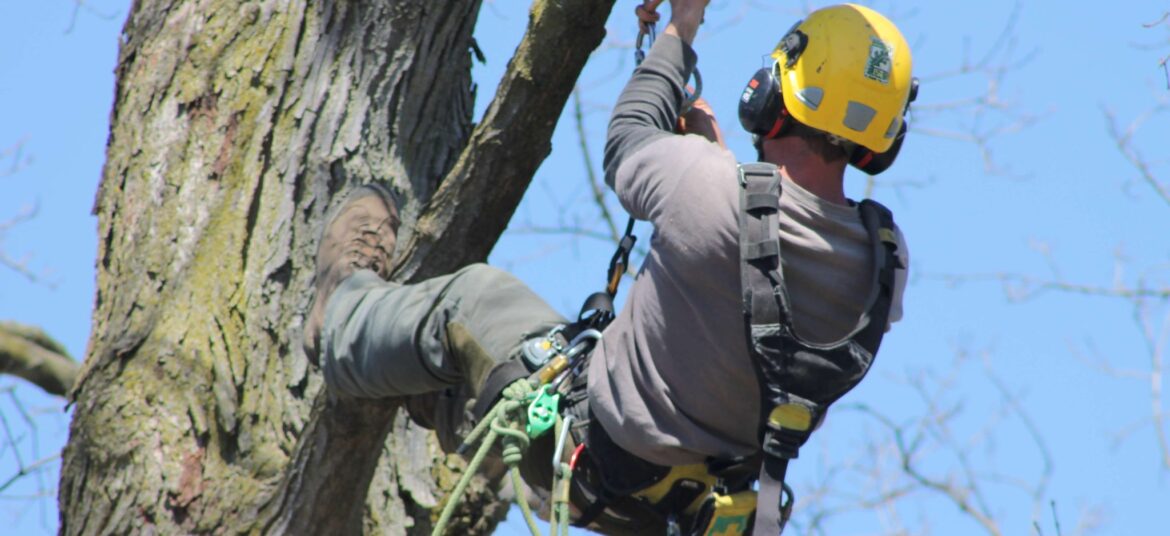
left=586, top=34, right=909, bottom=465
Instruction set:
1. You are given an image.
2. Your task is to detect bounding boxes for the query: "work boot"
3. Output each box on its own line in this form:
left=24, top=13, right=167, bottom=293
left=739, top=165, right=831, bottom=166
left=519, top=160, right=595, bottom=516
left=303, top=183, right=399, bottom=366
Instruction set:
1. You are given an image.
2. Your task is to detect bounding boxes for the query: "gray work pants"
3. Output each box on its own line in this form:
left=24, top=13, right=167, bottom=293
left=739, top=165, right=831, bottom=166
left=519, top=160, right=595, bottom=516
left=320, top=263, right=566, bottom=447
left=320, top=264, right=662, bottom=535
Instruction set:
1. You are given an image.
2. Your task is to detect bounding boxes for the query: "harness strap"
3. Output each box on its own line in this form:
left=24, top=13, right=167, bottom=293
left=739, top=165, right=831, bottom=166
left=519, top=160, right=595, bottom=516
left=754, top=457, right=793, bottom=535
left=470, top=360, right=530, bottom=423
left=737, top=163, right=788, bottom=327
left=735, top=163, right=901, bottom=535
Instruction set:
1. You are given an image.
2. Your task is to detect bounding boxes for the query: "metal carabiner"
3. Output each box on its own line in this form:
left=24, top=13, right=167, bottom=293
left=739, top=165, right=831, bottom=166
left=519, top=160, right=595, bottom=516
left=631, top=2, right=702, bottom=113
left=635, top=23, right=656, bottom=66
left=551, top=414, right=575, bottom=473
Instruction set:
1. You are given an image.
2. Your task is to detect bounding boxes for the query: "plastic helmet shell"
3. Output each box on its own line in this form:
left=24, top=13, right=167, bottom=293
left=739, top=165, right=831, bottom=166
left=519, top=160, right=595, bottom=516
left=772, top=4, right=913, bottom=153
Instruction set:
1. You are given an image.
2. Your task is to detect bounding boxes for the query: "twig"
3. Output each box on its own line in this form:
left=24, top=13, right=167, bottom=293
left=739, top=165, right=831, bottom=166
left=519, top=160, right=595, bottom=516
left=0, top=203, right=44, bottom=283
left=1103, top=103, right=1170, bottom=207
left=572, top=87, right=620, bottom=244
left=0, top=453, right=60, bottom=494
left=1, top=138, right=31, bottom=177
left=1142, top=12, right=1170, bottom=88
left=64, top=0, right=120, bottom=34
left=921, top=271, right=1170, bottom=301
left=910, top=1, right=1039, bottom=176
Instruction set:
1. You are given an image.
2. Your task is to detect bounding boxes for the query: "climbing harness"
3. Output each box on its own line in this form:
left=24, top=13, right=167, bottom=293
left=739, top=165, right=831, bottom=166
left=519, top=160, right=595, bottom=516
left=736, top=162, right=901, bottom=534
left=433, top=330, right=601, bottom=536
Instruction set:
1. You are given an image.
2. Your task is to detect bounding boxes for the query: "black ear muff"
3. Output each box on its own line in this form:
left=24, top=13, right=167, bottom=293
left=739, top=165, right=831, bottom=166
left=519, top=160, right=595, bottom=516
left=738, top=68, right=790, bottom=139
left=849, top=77, right=919, bottom=176
left=850, top=121, right=906, bottom=175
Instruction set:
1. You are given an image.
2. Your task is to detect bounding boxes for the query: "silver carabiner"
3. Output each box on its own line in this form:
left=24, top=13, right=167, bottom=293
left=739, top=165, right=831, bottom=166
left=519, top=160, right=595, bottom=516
left=632, top=17, right=702, bottom=113
left=635, top=23, right=656, bottom=66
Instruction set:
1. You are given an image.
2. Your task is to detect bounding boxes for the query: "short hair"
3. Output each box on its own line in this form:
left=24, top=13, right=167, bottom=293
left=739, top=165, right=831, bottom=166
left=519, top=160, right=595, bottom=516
left=754, top=120, right=849, bottom=163
left=786, top=121, right=848, bottom=163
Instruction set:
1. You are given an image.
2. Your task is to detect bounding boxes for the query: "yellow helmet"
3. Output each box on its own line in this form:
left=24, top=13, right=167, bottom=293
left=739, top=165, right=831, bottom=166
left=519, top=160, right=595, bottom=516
left=771, top=4, right=913, bottom=153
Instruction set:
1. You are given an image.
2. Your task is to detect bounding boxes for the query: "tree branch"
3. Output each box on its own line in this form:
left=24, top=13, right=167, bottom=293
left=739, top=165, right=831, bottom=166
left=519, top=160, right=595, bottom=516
left=0, top=322, right=78, bottom=398
left=391, top=0, right=618, bottom=282
left=261, top=394, right=401, bottom=535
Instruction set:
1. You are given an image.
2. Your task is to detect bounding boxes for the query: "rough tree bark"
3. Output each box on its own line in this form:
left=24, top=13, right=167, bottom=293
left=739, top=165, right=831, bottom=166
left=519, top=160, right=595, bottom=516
left=59, top=0, right=615, bottom=534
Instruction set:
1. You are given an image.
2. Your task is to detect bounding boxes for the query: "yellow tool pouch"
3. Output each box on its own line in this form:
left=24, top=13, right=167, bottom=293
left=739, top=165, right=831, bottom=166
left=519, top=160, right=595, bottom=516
left=693, top=489, right=757, bottom=536
left=631, top=463, right=718, bottom=515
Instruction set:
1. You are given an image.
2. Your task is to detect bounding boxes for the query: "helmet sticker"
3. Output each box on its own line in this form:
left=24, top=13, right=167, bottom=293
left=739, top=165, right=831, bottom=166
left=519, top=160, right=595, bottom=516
left=864, top=37, right=893, bottom=84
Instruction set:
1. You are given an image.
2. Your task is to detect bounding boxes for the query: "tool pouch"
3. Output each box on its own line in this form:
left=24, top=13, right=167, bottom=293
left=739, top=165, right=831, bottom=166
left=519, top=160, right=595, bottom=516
left=690, top=489, right=757, bottom=536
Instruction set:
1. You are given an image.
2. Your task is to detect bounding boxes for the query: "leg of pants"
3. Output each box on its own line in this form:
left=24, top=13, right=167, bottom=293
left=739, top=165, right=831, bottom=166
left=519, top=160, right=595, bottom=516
left=320, top=263, right=567, bottom=447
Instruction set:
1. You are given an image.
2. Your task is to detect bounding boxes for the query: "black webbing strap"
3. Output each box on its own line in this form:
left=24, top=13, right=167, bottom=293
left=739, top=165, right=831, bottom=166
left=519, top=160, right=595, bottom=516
left=736, top=164, right=902, bottom=535
left=852, top=199, right=899, bottom=353
left=736, top=163, right=794, bottom=536
left=606, top=217, right=638, bottom=297
left=737, top=163, right=788, bottom=328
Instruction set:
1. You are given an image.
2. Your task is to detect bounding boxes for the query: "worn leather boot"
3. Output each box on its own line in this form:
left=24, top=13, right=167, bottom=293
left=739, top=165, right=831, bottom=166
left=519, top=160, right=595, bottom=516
left=303, top=184, right=399, bottom=366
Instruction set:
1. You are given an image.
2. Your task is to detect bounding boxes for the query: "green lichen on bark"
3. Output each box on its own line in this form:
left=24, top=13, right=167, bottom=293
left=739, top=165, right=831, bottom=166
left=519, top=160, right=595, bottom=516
left=61, top=0, right=615, bottom=534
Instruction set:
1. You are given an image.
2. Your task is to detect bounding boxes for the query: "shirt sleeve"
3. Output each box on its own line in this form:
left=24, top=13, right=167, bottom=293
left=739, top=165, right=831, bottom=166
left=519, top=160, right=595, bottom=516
left=603, top=33, right=698, bottom=218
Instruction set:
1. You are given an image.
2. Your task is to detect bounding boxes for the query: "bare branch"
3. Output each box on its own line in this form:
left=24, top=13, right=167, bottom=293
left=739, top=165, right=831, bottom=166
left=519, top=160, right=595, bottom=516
left=0, top=203, right=47, bottom=284
left=793, top=347, right=1074, bottom=535
left=910, top=1, right=1040, bottom=176
left=572, top=87, right=621, bottom=244
left=390, top=0, right=618, bottom=283
left=0, top=453, right=59, bottom=495
left=0, top=322, right=78, bottom=398
left=845, top=401, right=1004, bottom=536
left=1103, top=103, right=1170, bottom=208
left=64, top=0, right=120, bottom=34
left=921, top=271, right=1170, bottom=301
left=1141, top=12, right=1170, bottom=88
left=1, top=138, right=32, bottom=178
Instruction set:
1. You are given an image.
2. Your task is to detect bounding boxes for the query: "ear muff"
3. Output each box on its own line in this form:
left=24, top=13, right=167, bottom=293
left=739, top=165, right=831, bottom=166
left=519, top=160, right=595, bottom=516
left=848, top=77, right=919, bottom=176
left=738, top=68, right=790, bottom=140
left=849, top=121, right=906, bottom=175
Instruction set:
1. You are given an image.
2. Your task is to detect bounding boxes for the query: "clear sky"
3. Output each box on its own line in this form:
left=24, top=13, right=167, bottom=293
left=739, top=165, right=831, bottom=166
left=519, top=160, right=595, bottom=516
left=2, top=1, right=1168, bottom=535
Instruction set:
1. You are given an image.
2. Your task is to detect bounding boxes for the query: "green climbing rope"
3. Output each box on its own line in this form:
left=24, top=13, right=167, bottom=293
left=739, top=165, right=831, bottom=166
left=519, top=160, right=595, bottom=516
left=430, top=380, right=537, bottom=536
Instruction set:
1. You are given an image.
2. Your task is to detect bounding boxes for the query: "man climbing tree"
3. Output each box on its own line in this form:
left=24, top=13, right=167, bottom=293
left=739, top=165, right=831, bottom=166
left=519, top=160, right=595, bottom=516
left=303, top=0, right=914, bottom=534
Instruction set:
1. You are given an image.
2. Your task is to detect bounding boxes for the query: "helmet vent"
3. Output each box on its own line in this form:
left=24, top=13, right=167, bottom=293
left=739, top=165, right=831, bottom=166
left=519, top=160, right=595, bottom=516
left=883, top=116, right=901, bottom=139
left=795, top=87, right=824, bottom=111
left=843, top=101, right=876, bottom=132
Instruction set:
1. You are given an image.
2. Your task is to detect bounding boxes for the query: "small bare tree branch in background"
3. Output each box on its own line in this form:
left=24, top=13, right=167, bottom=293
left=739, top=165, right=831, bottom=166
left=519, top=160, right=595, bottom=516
left=788, top=350, right=1092, bottom=536
left=922, top=18, right=1170, bottom=470
left=1, top=138, right=32, bottom=178
left=1105, top=102, right=1170, bottom=207
left=925, top=256, right=1170, bottom=472
left=0, top=203, right=43, bottom=284
left=1139, top=12, right=1169, bottom=88
left=0, top=322, right=75, bottom=519
left=0, top=384, right=65, bottom=531
left=64, top=0, right=120, bottom=34
left=864, top=1, right=1039, bottom=197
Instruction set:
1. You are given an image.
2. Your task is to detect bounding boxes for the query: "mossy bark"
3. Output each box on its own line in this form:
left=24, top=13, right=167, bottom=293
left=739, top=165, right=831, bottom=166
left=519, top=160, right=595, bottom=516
left=59, top=0, right=614, bottom=534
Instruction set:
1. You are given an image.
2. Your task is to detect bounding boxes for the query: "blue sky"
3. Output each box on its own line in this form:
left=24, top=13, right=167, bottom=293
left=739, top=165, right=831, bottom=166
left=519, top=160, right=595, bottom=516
left=2, top=1, right=1168, bottom=534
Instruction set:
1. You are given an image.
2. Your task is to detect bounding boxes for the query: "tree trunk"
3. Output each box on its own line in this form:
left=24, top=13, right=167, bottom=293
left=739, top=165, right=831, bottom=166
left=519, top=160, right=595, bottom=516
left=59, top=0, right=614, bottom=533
